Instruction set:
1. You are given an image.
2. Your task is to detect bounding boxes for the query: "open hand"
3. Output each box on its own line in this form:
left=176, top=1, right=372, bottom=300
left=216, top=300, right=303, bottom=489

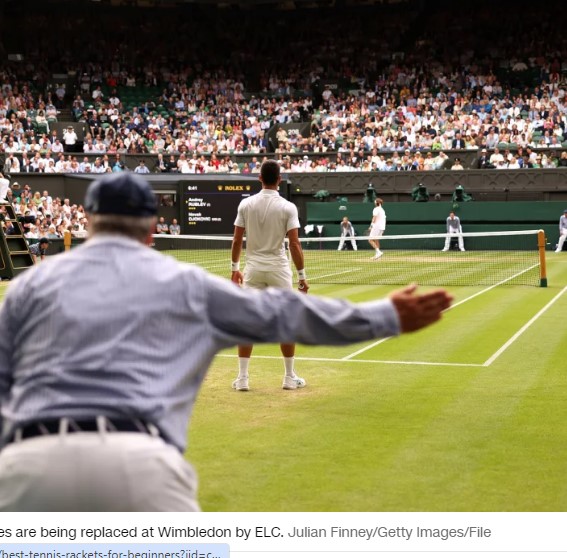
left=390, top=284, right=453, bottom=333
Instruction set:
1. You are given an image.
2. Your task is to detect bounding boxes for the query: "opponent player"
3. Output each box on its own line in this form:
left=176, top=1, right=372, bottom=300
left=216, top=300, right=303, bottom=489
left=369, top=198, right=386, bottom=259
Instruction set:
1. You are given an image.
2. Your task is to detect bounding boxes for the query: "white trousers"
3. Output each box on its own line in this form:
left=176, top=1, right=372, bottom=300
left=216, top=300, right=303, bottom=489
left=556, top=228, right=567, bottom=252
left=0, top=432, right=200, bottom=511
left=443, top=230, right=464, bottom=251
left=338, top=234, right=357, bottom=250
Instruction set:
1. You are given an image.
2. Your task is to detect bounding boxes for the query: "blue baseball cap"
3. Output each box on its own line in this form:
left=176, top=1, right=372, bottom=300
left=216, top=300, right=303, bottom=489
left=85, top=173, right=157, bottom=217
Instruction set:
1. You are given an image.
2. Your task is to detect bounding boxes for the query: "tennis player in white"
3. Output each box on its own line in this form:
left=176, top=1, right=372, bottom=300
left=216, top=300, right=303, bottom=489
left=231, top=160, right=309, bottom=391
left=369, top=198, right=386, bottom=259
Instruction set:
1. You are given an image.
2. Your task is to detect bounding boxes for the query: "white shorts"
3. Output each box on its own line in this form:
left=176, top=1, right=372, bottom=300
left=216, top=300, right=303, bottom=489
left=243, top=266, right=293, bottom=290
left=370, top=227, right=384, bottom=238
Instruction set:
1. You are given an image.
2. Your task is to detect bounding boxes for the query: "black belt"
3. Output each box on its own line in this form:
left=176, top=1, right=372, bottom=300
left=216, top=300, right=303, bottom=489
left=4, top=418, right=162, bottom=445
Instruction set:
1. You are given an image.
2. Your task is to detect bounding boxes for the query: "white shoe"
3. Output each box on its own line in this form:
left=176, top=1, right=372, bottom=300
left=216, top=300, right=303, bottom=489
left=283, top=373, right=306, bottom=390
left=460, top=249, right=466, bottom=252
left=442, top=248, right=449, bottom=252
left=232, top=376, right=249, bottom=391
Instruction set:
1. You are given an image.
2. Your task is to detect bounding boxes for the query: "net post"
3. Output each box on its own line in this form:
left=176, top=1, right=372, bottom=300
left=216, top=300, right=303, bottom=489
left=64, top=230, right=72, bottom=252
left=538, top=229, right=547, bottom=287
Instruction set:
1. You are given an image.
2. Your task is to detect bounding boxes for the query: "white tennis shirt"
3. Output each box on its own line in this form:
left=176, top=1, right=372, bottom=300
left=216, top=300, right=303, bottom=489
left=234, top=188, right=300, bottom=270
left=371, top=205, right=386, bottom=231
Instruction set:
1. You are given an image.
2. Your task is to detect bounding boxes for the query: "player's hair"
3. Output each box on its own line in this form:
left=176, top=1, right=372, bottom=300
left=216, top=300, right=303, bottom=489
left=260, top=159, right=280, bottom=186
left=89, top=214, right=156, bottom=242
left=375, top=198, right=383, bottom=206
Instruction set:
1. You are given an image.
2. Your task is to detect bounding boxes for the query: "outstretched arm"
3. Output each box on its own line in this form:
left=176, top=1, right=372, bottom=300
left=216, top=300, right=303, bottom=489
left=205, top=273, right=453, bottom=348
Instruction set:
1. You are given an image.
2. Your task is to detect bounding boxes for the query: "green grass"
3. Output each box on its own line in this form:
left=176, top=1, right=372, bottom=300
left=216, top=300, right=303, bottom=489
left=185, top=252, right=567, bottom=511
left=2, top=252, right=566, bottom=511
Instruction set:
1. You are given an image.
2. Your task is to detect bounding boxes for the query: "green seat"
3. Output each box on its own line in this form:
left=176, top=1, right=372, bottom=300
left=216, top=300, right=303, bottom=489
left=35, top=122, right=49, bottom=134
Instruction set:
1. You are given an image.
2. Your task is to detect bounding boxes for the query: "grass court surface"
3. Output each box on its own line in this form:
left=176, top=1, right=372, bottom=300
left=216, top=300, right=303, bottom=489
left=186, top=251, right=566, bottom=511
left=1, top=250, right=565, bottom=511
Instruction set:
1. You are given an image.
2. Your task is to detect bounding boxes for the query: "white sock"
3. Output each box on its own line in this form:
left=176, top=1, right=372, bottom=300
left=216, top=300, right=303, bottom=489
left=238, top=357, right=250, bottom=378
left=283, top=357, right=295, bottom=377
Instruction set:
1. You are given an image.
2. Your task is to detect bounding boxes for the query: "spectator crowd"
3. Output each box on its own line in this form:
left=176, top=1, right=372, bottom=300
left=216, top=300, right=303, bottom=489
left=2, top=0, right=567, bottom=174
left=0, top=183, right=183, bottom=241
left=0, top=184, right=88, bottom=241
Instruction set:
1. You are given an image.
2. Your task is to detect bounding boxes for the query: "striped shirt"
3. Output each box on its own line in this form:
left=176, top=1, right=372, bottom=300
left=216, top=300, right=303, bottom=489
left=0, top=234, right=400, bottom=451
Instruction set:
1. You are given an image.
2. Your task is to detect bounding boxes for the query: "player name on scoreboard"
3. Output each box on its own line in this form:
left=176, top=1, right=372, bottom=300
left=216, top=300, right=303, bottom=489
left=182, top=179, right=261, bottom=234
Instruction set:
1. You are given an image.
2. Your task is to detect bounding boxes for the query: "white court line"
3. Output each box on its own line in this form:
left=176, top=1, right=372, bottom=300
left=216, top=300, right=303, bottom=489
left=216, top=262, right=545, bottom=369
left=341, top=336, right=391, bottom=359
left=483, top=285, right=567, bottom=367
left=217, top=354, right=482, bottom=367
left=341, top=263, right=540, bottom=361
left=310, top=269, right=363, bottom=281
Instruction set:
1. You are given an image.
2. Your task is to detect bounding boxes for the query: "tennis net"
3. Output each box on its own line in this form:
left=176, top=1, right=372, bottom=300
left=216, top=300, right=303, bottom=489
left=153, top=229, right=547, bottom=287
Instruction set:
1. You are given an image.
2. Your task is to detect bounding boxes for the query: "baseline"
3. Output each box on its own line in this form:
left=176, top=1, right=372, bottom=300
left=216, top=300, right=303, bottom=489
left=217, top=354, right=482, bottom=368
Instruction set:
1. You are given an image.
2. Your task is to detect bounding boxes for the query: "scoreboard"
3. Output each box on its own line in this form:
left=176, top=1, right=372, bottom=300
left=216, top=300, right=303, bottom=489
left=182, top=178, right=262, bottom=234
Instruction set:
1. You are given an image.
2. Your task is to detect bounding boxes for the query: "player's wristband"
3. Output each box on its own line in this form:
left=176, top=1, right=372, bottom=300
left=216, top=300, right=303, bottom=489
left=297, top=269, right=307, bottom=281
left=231, top=262, right=240, bottom=272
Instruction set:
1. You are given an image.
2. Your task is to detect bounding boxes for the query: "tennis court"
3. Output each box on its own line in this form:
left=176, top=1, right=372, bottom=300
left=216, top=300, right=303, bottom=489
left=1, top=248, right=565, bottom=512
left=184, top=249, right=567, bottom=512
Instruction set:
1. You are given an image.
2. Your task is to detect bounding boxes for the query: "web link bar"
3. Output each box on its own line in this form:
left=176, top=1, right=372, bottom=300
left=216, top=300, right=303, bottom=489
left=0, top=546, right=229, bottom=558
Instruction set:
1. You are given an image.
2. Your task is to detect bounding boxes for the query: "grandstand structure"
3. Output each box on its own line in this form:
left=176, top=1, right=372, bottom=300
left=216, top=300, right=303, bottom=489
left=1, top=0, right=566, bottom=241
